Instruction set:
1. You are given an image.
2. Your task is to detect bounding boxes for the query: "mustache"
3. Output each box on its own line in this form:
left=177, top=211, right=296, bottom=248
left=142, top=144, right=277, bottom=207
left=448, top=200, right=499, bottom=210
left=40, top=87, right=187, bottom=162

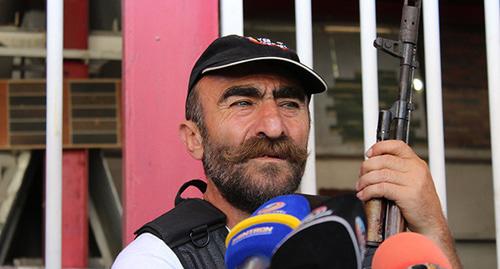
left=222, top=135, right=308, bottom=164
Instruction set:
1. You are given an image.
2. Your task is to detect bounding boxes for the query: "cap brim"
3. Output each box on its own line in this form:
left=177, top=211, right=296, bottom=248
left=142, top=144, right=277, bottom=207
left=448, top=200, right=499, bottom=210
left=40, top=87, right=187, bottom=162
left=201, top=57, right=328, bottom=95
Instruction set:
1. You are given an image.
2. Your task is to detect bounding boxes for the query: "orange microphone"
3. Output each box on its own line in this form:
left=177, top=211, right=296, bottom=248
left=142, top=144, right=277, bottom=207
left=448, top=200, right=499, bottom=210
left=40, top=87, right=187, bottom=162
left=372, top=232, right=452, bottom=269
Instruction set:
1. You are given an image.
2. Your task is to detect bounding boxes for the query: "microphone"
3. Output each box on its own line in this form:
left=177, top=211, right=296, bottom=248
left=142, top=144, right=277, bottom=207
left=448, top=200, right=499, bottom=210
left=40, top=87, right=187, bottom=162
left=225, top=194, right=310, bottom=269
left=271, top=194, right=367, bottom=269
left=372, top=232, right=452, bottom=269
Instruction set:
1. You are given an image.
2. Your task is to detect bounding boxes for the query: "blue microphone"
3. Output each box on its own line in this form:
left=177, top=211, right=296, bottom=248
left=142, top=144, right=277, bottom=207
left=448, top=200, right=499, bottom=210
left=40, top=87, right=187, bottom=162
left=225, top=194, right=310, bottom=269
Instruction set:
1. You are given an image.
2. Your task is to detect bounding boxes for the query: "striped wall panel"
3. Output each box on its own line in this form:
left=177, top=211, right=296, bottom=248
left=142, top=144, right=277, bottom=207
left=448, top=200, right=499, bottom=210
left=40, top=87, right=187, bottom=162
left=0, top=79, right=121, bottom=149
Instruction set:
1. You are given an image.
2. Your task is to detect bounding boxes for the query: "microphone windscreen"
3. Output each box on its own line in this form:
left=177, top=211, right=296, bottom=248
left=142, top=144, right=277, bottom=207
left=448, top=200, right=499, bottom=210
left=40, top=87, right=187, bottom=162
left=226, top=194, right=310, bottom=246
left=271, top=194, right=367, bottom=269
left=226, top=220, right=295, bottom=269
left=372, top=232, right=452, bottom=269
left=225, top=194, right=311, bottom=269
left=252, top=194, right=311, bottom=220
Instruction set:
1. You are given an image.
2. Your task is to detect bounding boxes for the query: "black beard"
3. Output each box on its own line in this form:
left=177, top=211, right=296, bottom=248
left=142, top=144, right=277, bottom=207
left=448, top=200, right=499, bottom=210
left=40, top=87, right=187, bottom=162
left=202, top=135, right=307, bottom=214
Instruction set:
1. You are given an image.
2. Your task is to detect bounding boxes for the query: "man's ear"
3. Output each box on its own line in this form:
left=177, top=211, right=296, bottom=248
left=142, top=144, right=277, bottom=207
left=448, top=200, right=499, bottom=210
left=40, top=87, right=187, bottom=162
left=179, top=120, right=204, bottom=160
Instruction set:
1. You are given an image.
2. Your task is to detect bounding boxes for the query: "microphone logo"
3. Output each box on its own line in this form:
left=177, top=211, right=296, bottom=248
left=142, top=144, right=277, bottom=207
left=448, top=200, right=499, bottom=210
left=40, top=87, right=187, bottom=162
left=302, top=205, right=332, bottom=222
left=254, top=201, right=287, bottom=215
left=355, top=216, right=367, bottom=256
left=231, top=226, right=274, bottom=245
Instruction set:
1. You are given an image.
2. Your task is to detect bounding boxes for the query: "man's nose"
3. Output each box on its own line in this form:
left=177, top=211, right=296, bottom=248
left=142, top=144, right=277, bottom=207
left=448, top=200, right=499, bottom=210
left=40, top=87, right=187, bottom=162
left=254, top=102, right=285, bottom=138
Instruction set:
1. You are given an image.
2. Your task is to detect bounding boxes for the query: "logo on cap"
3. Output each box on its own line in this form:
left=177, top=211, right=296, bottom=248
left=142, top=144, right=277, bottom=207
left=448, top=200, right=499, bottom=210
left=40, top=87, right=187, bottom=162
left=246, top=37, right=289, bottom=50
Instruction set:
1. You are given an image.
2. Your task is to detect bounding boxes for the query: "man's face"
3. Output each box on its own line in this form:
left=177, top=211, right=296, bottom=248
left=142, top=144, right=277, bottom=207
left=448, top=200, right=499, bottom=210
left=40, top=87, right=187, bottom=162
left=195, top=69, right=310, bottom=213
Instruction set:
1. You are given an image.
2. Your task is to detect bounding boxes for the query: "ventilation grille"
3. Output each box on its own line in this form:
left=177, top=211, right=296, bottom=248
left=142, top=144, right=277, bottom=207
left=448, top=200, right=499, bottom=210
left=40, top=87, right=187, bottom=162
left=0, top=79, right=121, bottom=149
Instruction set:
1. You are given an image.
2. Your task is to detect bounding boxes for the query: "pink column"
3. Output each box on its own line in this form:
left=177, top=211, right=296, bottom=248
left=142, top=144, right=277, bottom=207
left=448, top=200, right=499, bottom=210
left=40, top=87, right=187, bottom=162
left=122, top=0, right=219, bottom=244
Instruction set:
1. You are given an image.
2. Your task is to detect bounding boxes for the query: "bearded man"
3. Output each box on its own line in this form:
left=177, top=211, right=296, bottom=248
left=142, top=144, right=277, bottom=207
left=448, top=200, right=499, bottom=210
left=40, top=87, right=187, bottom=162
left=112, top=35, right=461, bottom=269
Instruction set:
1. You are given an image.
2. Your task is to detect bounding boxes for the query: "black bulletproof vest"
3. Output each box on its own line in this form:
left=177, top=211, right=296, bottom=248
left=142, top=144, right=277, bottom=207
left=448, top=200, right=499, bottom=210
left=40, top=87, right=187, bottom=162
left=135, top=179, right=333, bottom=269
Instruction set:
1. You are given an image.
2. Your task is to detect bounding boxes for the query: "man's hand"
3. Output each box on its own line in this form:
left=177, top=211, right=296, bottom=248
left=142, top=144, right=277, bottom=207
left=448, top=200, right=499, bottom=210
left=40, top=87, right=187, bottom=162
left=355, top=140, right=462, bottom=269
left=356, top=140, right=443, bottom=234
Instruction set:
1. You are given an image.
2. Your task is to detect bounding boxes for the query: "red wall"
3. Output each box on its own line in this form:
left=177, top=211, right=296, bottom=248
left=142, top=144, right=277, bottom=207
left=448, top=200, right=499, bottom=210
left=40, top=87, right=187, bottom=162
left=122, top=0, right=219, bottom=244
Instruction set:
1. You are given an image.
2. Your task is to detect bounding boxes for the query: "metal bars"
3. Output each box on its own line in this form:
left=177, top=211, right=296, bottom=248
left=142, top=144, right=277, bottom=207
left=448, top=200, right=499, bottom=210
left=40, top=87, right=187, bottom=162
left=359, top=0, right=380, bottom=155
left=295, top=0, right=317, bottom=195
left=423, top=0, right=448, bottom=214
left=483, top=0, right=500, bottom=266
left=220, top=0, right=244, bottom=36
left=45, top=0, right=63, bottom=267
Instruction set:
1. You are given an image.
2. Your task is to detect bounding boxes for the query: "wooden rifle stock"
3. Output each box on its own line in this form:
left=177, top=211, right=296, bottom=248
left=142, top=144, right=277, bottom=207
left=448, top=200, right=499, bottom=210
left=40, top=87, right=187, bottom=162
left=365, top=0, right=422, bottom=248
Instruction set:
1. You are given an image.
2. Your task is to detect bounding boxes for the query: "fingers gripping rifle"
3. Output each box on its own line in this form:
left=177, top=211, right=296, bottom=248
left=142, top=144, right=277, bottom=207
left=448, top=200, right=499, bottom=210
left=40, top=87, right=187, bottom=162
left=365, top=0, right=422, bottom=247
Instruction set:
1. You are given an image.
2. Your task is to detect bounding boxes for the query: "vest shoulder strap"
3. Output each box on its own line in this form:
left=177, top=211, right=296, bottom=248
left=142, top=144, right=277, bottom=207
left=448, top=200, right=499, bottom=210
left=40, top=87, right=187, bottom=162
left=135, top=180, right=227, bottom=249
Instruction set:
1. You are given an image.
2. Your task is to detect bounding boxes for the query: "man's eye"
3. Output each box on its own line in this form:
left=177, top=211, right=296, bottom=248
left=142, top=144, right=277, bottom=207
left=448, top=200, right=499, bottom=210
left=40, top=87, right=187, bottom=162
left=231, top=100, right=253, bottom=107
left=280, top=101, right=300, bottom=109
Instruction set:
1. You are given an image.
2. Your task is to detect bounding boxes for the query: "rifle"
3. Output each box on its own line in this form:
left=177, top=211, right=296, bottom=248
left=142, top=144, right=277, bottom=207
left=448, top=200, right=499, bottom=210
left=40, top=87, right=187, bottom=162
left=365, top=0, right=422, bottom=249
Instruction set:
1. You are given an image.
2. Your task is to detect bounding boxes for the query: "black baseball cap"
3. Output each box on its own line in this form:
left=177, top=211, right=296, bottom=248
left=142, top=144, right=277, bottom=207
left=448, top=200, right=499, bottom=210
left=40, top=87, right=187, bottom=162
left=188, top=35, right=328, bottom=95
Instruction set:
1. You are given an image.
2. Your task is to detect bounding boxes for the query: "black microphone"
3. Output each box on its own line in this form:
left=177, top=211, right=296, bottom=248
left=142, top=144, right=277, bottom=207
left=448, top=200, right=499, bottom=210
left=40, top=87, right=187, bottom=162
left=271, top=194, right=367, bottom=269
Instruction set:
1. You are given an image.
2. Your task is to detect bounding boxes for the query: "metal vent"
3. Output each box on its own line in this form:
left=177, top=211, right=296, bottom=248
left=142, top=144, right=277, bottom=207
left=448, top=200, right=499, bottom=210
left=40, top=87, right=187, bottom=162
left=9, top=82, right=46, bottom=146
left=0, top=79, right=121, bottom=149
left=70, top=81, right=120, bottom=146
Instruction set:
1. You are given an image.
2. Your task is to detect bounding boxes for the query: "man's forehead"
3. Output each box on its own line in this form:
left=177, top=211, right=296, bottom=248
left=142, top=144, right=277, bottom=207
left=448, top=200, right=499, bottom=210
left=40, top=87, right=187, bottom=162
left=225, top=74, right=302, bottom=89
left=197, top=68, right=307, bottom=96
